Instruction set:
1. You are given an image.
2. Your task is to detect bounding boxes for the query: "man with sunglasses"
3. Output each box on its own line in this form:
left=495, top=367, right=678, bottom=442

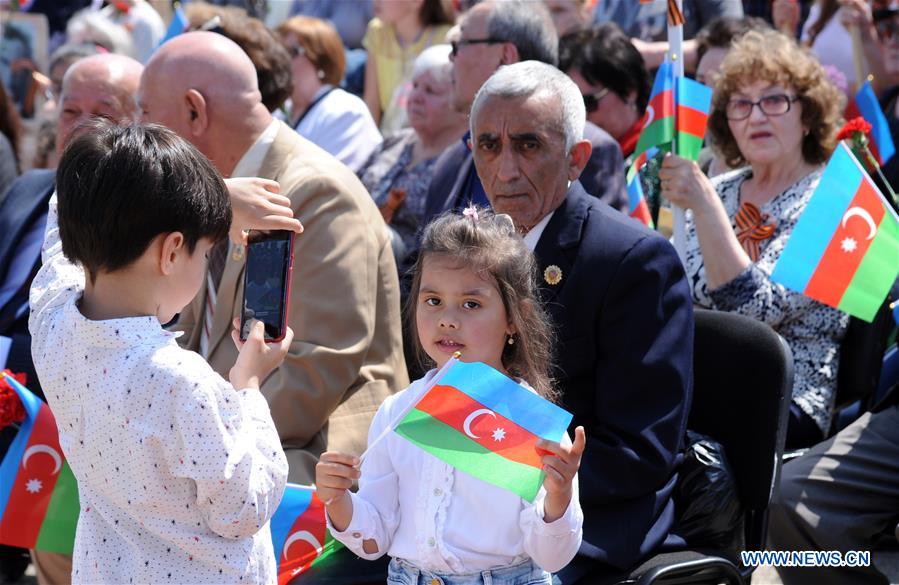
left=421, top=0, right=628, bottom=234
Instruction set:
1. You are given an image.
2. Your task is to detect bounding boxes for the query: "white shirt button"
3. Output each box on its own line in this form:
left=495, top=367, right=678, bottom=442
left=433, top=487, right=442, bottom=496
left=352, top=532, right=361, bottom=539
left=427, top=537, right=436, bottom=547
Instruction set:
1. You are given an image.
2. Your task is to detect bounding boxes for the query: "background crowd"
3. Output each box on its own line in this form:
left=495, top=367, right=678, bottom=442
left=0, top=0, right=898, bottom=584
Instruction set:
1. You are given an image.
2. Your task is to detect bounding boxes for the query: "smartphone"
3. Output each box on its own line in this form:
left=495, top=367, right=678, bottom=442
left=240, top=230, right=295, bottom=342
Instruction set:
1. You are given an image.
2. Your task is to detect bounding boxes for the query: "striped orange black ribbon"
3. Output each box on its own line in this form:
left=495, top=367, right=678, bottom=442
left=668, top=0, right=685, bottom=26
left=735, top=202, right=777, bottom=262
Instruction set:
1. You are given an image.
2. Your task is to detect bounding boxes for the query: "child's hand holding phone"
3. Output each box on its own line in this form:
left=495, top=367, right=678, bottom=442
left=229, top=318, right=293, bottom=391
left=537, top=426, right=586, bottom=523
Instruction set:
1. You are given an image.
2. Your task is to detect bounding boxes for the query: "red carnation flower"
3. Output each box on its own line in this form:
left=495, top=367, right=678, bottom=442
left=0, top=385, right=25, bottom=429
left=837, top=117, right=873, bottom=142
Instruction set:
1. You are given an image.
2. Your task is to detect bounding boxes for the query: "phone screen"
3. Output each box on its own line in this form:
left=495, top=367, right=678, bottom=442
left=241, top=231, right=294, bottom=342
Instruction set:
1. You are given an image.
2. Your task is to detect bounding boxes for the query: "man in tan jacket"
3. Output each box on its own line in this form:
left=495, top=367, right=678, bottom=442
left=139, top=32, right=407, bottom=484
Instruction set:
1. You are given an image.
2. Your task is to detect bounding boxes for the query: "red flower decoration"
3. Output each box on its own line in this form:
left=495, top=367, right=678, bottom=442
left=0, top=373, right=27, bottom=429
left=837, top=117, right=873, bottom=142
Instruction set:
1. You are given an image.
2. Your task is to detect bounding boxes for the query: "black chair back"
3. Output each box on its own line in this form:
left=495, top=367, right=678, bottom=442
left=834, top=298, right=895, bottom=414
left=688, top=309, right=793, bottom=551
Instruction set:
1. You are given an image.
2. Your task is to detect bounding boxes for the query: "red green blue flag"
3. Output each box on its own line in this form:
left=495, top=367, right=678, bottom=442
left=0, top=373, right=79, bottom=554
left=626, top=147, right=658, bottom=228
left=634, top=62, right=675, bottom=160
left=846, top=81, right=896, bottom=167
left=394, top=361, right=573, bottom=502
left=771, top=142, right=899, bottom=322
left=270, top=484, right=343, bottom=584
left=675, top=77, right=712, bottom=161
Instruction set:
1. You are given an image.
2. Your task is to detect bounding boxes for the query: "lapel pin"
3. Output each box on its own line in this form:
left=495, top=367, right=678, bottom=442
left=231, top=245, right=245, bottom=262
left=544, top=265, right=562, bottom=286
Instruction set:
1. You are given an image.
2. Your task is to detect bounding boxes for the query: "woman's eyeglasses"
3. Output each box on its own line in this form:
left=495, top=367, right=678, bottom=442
left=725, top=94, right=800, bottom=121
left=450, top=38, right=504, bottom=57
left=582, top=88, right=610, bottom=113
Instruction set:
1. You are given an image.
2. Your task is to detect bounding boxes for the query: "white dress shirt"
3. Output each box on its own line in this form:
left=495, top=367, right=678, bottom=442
left=294, top=86, right=383, bottom=173
left=330, top=370, right=583, bottom=574
left=522, top=211, right=555, bottom=252
left=29, top=195, right=289, bottom=584
left=232, top=118, right=281, bottom=179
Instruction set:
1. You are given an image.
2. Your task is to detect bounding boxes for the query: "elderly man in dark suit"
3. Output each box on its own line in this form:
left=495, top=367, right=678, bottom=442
left=423, top=0, right=627, bottom=229
left=469, top=60, right=693, bottom=583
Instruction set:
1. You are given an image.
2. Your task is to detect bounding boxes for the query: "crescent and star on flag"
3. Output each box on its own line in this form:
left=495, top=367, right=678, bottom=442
left=839, top=206, right=878, bottom=253
left=462, top=408, right=507, bottom=442
left=21, top=444, right=63, bottom=494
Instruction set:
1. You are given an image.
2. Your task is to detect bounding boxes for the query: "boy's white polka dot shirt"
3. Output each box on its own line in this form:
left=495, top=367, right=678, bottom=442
left=28, top=195, right=288, bottom=584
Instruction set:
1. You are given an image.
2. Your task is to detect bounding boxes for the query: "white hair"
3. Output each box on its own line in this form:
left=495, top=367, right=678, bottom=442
left=412, top=44, right=453, bottom=86
left=470, top=61, right=585, bottom=151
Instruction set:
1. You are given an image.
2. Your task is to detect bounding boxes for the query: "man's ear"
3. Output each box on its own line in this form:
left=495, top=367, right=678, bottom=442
left=567, top=139, right=593, bottom=182
left=500, top=43, right=519, bottom=65
left=184, top=89, right=208, bottom=136
left=158, top=232, right=186, bottom=276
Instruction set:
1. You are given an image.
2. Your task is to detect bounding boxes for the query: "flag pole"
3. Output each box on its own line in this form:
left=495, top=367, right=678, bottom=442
left=668, top=0, right=687, bottom=262
left=358, top=353, right=460, bottom=464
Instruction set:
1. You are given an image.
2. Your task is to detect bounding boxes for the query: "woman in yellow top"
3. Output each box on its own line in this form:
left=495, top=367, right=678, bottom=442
left=363, top=0, right=454, bottom=135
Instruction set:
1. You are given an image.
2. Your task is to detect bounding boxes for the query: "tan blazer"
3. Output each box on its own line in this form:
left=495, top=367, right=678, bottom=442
left=176, top=122, right=408, bottom=483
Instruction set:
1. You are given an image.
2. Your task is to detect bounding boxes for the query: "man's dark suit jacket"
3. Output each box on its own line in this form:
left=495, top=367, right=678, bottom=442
left=423, top=122, right=628, bottom=225
left=536, top=182, right=693, bottom=572
left=0, top=169, right=56, bottom=399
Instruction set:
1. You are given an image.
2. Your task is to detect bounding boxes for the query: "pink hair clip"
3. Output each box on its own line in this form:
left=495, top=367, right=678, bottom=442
left=462, top=205, right=479, bottom=223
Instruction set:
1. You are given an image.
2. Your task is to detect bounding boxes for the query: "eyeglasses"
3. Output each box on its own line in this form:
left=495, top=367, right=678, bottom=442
left=725, top=94, right=800, bottom=121
left=450, top=38, right=505, bottom=57
left=582, top=88, right=610, bottom=113
left=285, top=44, right=307, bottom=59
left=876, top=16, right=899, bottom=42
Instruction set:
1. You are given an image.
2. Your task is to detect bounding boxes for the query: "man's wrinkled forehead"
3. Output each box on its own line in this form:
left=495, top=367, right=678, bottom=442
left=472, top=92, right=564, bottom=140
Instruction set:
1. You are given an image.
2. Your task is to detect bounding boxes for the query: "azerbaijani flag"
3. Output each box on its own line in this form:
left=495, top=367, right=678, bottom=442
left=846, top=81, right=896, bottom=167
left=270, top=484, right=342, bottom=584
left=675, top=77, right=712, bottom=161
left=394, top=361, right=572, bottom=502
left=0, top=373, right=79, bottom=554
left=634, top=62, right=675, bottom=162
left=159, top=5, right=188, bottom=47
left=771, top=142, right=899, bottom=322
left=626, top=152, right=656, bottom=228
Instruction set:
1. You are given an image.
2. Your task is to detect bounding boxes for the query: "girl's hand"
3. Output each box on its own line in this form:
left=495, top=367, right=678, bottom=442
left=224, top=177, right=304, bottom=246
left=316, top=452, right=360, bottom=533
left=658, top=154, right=718, bottom=216
left=537, top=426, right=586, bottom=523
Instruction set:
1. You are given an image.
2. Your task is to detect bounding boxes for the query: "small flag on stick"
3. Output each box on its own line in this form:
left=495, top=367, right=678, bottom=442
left=846, top=80, right=896, bottom=167
left=771, top=142, right=899, bottom=322
left=394, top=361, right=572, bottom=502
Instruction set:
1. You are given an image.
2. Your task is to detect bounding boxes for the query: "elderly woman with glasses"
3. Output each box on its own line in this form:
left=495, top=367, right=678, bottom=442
left=659, top=29, right=850, bottom=450
left=276, top=16, right=383, bottom=172
left=559, top=22, right=650, bottom=161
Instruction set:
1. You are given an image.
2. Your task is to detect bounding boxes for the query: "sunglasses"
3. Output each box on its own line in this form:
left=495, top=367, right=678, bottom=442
left=583, top=88, right=610, bottom=113
left=876, top=15, right=899, bottom=41
left=450, top=37, right=504, bottom=57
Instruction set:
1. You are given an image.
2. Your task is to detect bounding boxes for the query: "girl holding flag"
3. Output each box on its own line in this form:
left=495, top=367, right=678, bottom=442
left=315, top=209, right=585, bottom=584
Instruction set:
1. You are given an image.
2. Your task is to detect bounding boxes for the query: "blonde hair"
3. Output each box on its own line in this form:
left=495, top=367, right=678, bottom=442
left=406, top=209, right=557, bottom=401
left=707, top=29, right=844, bottom=168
